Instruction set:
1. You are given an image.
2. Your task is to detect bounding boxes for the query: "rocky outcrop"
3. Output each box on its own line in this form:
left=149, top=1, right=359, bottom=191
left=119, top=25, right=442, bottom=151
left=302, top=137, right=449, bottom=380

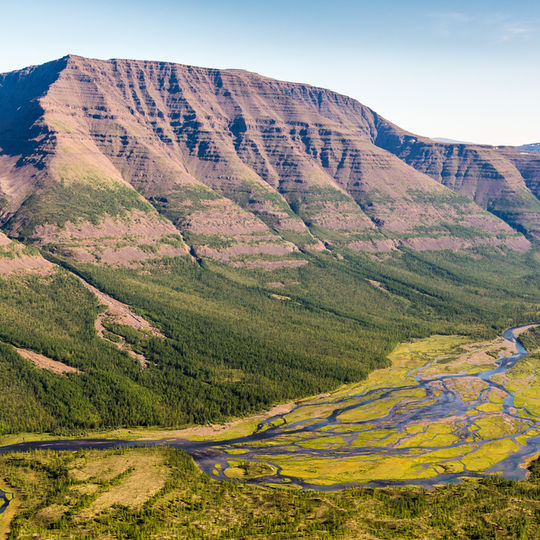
left=0, top=231, right=54, bottom=275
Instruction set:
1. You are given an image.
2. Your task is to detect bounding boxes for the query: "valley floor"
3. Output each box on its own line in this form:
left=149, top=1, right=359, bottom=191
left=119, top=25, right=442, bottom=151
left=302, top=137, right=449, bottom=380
left=1, top=325, right=540, bottom=537
left=199, top=324, right=540, bottom=488
left=1, top=446, right=540, bottom=538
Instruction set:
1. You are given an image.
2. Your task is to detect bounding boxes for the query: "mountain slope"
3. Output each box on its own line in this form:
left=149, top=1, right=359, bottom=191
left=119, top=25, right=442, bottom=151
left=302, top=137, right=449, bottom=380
left=0, top=55, right=534, bottom=268
left=0, top=56, right=539, bottom=435
left=374, top=122, right=540, bottom=239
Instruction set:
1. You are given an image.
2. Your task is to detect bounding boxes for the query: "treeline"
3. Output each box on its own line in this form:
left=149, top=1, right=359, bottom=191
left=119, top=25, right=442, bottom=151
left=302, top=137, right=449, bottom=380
left=519, top=326, right=540, bottom=355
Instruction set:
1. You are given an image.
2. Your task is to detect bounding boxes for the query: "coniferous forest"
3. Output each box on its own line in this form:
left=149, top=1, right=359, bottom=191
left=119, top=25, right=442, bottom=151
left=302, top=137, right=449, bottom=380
left=0, top=247, right=538, bottom=435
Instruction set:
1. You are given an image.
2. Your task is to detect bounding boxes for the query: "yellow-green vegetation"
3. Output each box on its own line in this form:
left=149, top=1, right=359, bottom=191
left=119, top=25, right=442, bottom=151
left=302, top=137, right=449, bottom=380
left=3, top=326, right=537, bottom=489
left=224, top=448, right=249, bottom=455
left=504, top=327, right=540, bottom=417
left=459, top=439, right=521, bottom=471
left=2, top=447, right=540, bottom=539
left=196, top=326, right=540, bottom=486
left=223, top=460, right=277, bottom=480
left=476, top=402, right=502, bottom=413
left=297, top=435, right=347, bottom=449
left=0, top=415, right=267, bottom=447
left=473, top=415, right=524, bottom=439
left=397, top=421, right=459, bottom=448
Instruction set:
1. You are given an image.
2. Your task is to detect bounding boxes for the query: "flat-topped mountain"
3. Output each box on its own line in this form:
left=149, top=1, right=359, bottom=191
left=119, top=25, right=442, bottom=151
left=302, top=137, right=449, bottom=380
left=1, top=55, right=540, bottom=447
left=519, top=143, right=540, bottom=154
left=0, top=55, right=538, bottom=268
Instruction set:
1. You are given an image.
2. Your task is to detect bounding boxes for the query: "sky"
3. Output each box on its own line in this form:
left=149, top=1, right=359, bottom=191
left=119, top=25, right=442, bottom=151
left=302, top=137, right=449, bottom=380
left=1, top=0, right=539, bottom=145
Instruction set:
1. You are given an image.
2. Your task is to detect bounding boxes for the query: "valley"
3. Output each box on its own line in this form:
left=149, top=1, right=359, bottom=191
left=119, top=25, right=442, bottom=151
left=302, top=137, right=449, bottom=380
left=0, top=54, right=539, bottom=537
left=200, top=325, right=540, bottom=487
left=1, top=325, right=540, bottom=538
left=1, top=325, right=539, bottom=488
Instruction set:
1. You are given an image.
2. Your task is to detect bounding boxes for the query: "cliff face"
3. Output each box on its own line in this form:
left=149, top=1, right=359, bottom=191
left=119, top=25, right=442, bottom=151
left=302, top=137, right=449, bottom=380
left=0, top=55, right=536, bottom=268
left=374, top=121, right=540, bottom=239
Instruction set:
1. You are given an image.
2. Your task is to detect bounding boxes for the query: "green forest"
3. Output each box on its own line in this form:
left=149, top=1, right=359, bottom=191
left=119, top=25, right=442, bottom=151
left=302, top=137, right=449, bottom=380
left=0, top=246, right=538, bottom=435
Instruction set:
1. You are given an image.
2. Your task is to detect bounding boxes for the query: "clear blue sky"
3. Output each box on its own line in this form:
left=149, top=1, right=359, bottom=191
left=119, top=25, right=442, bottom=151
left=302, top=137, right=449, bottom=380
left=2, top=0, right=539, bottom=145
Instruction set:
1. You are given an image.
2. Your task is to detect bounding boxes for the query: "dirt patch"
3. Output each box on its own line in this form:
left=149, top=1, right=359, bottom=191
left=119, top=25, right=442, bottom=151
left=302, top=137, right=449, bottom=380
left=462, top=336, right=517, bottom=356
left=310, top=201, right=375, bottom=232
left=153, top=402, right=300, bottom=441
left=75, top=275, right=163, bottom=368
left=35, top=210, right=180, bottom=243
left=0, top=232, right=11, bottom=247
left=15, top=347, right=81, bottom=374
left=366, top=279, right=389, bottom=293
left=79, top=277, right=163, bottom=338
left=270, top=293, right=291, bottom=301
left=186, top=199, right=269, bottom=236
left=0, top=238, right=53, bottom=276
left=99, top=246, right=153, bottom=265
left=197, top=241, right=296, bottom=262
left=0, top=255, right=53, bottom=276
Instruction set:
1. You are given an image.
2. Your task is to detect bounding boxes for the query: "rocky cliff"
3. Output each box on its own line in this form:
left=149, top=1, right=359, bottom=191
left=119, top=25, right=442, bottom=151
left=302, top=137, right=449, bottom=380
left=374, top=123, right=540, bottom=239
left=0, top=55, right=536, bottom=268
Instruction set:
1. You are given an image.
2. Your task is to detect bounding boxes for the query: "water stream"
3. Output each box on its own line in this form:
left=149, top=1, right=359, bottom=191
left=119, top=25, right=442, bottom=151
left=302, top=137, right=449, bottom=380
left=0, top=325, right=538, bottom=496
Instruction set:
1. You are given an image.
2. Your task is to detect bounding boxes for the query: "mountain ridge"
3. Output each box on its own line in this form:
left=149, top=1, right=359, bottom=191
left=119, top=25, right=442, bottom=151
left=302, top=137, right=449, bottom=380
left=0, top=55, right=538, bottom=269
left=519, top=143, right=540, bottom=154
left=0, top=55, right=539, bottom=441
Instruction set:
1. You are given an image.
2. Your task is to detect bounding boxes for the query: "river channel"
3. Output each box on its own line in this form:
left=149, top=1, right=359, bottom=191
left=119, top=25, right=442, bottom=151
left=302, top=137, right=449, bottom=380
left=0, top=325, right=538, bottom=498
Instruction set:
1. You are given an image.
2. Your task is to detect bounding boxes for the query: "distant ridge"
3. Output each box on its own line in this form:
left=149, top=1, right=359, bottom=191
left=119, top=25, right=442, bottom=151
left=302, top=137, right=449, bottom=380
left=432, top=137, right=475, bottom=144
left=519, top=143, right=540, bottom=154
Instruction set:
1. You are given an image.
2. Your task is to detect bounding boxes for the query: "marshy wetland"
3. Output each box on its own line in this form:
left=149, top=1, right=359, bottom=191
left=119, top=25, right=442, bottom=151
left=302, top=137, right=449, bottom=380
left=1, top=325, right=539, bottom=491
left=194, top=324, right=540, bottom=487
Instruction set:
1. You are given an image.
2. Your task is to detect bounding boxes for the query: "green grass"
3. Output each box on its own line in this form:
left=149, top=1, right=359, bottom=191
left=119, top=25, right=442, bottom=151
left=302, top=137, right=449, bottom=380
left=11, top=180, right=152, bottom=238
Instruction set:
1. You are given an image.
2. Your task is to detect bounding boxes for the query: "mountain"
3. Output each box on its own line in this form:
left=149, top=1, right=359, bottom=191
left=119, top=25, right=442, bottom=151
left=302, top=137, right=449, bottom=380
left=0, top=54, right=537, bottom=271
left=0, top=55, right=539, bottom=435
left=432, top=137, right=475, bottom=144
left=374, top=129, right=540, bottom=241
left=519, top=143, right=540, bottom=154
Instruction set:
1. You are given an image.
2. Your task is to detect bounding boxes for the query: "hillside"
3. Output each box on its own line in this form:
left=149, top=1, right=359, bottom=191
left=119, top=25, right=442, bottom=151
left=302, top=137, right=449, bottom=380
left=0, top=55, right=537, bottom=269
left=0, top=56, right=538, bottom=434
left=374, top=127, right=540, bottom=240
left=519, top=143, right=540, bottom=153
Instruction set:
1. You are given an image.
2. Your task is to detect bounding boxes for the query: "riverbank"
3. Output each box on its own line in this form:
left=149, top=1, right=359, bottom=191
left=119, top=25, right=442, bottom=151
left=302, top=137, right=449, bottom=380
left=0, top=478, right=16, bottom=539
left=1, top=325, right=538, bottom=491
left=0, top=400, right=302, bottom=448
